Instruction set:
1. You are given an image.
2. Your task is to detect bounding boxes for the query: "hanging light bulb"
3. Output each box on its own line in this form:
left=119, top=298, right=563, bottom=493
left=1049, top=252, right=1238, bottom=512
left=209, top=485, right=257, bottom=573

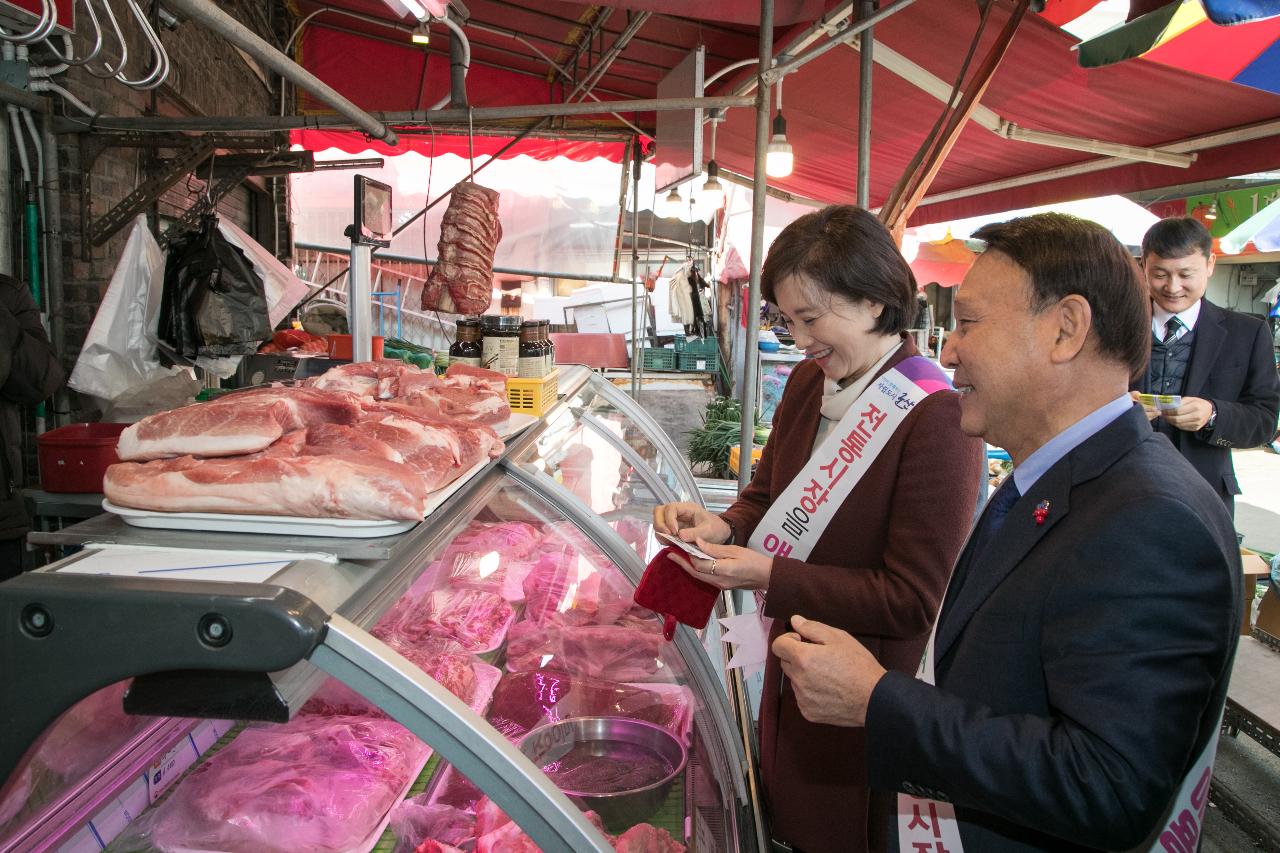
left=701, top=160, right=725, bottom=208
left=766, top=112, right=794, bottom=178
left=1205, top=201, right=1218, bottom=221
left=411, top=22, right=431, bottom=45
left=659, top=187, right=683, bottom=219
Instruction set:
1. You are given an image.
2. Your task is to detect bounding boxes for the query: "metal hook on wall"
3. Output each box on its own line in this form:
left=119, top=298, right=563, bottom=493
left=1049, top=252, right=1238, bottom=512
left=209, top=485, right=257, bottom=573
left=114, top=0, right=169, bottom=89
left=0, top=0, right=57, bottom=45
left=41, top=0, right=105, bottom=67
left=84, top=0, right=130, bottom=78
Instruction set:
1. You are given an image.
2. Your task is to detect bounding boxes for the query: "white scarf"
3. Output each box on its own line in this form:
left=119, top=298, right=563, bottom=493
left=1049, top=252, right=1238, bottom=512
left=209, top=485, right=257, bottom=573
left=813, top=341, right=903, bottom=452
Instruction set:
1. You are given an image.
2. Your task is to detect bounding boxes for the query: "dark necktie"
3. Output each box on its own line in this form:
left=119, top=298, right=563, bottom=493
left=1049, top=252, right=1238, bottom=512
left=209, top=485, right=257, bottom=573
left=945, top=477, right=1022, bottom=608
left=1162, top=316, right=1183, bottom=344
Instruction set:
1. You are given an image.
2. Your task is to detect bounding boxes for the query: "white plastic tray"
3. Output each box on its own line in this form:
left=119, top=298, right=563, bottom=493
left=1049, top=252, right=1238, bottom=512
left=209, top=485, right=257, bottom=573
left=103, top=458, right=492, bottom=538
left=496, top=412, right=539, bottom=439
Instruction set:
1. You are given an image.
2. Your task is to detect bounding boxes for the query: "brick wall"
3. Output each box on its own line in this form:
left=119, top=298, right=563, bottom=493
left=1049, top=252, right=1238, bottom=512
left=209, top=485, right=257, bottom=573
left=10, top=3, right=293, bottom=481
left=47, top=5, right=288, bottom=422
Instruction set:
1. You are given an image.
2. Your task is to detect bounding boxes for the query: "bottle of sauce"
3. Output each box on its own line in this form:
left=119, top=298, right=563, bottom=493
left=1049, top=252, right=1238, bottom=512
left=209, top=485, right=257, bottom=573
left=481, top=315, right=521, bottom=376
left=450, top=318, right=483, bottom=367
left=542, top=318, right=558, bottom=371
left=519, top=320, right=547, bottom=378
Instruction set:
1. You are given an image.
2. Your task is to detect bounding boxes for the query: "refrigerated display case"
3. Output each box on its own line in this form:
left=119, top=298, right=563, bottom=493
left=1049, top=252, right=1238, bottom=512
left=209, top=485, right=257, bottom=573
left=0, top=366, right=764, bottom=853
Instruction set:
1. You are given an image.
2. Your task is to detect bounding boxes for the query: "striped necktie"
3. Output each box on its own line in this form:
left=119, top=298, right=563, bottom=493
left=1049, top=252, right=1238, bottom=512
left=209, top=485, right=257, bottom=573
left=1162, top=316, right=1183, bottom=344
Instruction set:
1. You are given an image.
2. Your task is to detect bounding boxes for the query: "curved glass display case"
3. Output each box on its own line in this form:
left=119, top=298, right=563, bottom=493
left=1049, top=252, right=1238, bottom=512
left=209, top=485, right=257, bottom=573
left=0, top=368, right=762, bottom=853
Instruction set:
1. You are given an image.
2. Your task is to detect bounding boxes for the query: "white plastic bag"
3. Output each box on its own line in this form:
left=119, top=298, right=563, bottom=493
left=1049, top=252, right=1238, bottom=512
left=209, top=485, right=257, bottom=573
left=67, top=216, right=200, bottom=415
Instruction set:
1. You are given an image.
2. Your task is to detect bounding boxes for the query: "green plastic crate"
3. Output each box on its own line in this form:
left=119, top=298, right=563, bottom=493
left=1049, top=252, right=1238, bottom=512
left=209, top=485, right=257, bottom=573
left=681, top=336, right=719, bottom=357
left=678, top=351, right=719, bottom=372
left=642, top=348, right=678, bottom=370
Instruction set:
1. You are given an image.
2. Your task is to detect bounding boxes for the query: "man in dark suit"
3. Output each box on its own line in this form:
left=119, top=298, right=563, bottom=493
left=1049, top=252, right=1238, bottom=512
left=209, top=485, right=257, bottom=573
left=1131, top=217, right=1280, bottom=517
left=773, top=213, right=1241, bottom=851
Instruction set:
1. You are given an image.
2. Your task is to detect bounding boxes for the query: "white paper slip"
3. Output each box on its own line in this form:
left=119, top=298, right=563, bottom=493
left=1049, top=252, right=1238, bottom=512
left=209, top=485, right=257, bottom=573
left=56, top=545, right=337, bottom=583
left=655, top=531, right=716, bottom=561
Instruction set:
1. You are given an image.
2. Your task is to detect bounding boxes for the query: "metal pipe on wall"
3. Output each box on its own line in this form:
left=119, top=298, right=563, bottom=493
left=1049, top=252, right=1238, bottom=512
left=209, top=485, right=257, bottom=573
left=856, top=3, right=873, bottom=209
left=40, top=110, right=66, bottom=428
left=0, top=98, right=9, bottom=278
left=160, top=0, right=398, bottom=144
left=630, top=146, right=641, bottom=397
left=739, top=0, right=773, bottom=493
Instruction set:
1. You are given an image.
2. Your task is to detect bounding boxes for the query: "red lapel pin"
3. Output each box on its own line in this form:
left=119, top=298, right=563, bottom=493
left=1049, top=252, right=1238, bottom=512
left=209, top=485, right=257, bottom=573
left=1033, top=500, right=1050, bottom=525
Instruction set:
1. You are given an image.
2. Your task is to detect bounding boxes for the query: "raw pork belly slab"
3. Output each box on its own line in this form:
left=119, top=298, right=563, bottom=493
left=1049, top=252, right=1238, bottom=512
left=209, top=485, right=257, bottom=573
left=444, top=363, right=508, bottom=393
left=145, top=715, right=426, bottom=853
left=104, top=451, right=430, bottom=519
left=399, top=385, right=511, bottom=426
left=305, top=359, right=420, bottom=399
left=358, top=408, right=501, bottom=491
left=302, top=422, right=403, bottom=462
left=116, top=386, right=362, bottom=461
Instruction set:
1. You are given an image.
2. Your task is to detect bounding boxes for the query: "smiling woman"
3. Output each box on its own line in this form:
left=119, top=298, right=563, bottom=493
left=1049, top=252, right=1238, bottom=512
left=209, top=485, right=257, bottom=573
left=653, top=206, right=984, bottom=853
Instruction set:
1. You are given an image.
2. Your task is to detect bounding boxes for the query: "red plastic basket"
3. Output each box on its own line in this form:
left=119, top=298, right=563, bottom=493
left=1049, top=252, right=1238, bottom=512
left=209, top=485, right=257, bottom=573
left=37, top=422, right=129, bottom=493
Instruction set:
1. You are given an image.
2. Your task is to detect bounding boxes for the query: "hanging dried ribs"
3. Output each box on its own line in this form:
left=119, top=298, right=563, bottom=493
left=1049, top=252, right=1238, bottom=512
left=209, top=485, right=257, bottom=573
left=421, top=182, right=502, bottom=315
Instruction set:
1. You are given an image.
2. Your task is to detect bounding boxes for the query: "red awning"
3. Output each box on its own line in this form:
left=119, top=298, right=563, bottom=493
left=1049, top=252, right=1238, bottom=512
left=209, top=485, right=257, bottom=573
left=289, top=0, right=1280, bottom=224
left=292, top=129, right=630, bottom=162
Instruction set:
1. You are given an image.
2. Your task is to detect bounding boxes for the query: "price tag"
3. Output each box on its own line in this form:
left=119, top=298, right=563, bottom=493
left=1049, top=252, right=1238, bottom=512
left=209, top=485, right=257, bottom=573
left=145, top=738, right=196, bottom=803
left=523, top=723, right=577, bottom=766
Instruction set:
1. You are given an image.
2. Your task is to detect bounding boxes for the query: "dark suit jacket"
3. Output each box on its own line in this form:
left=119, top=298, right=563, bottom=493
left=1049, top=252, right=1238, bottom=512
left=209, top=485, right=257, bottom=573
left=864, top=405, right=1242, bottom=851
left=1, top=274, right=64, bottom=540
left=720, top=338, right=984, bottom=853
left=1134, top=299, right=1280, bottom=499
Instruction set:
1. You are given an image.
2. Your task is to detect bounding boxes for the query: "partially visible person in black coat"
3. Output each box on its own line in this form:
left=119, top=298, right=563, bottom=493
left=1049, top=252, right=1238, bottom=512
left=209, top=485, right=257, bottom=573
left=1, top=273, right=65, bottom=578
left=1131, top=216, right=1280, bottom=516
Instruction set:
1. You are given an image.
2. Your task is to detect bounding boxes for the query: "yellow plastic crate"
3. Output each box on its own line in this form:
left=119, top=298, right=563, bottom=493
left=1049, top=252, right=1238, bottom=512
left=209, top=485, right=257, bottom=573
left=728, top=444, right=764, bottom=476
left=507, top=369, right=559, bottom=416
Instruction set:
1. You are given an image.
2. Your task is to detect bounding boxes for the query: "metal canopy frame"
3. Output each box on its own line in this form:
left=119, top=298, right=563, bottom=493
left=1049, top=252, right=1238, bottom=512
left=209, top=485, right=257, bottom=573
left=723, top=0, right=1196, bottom=170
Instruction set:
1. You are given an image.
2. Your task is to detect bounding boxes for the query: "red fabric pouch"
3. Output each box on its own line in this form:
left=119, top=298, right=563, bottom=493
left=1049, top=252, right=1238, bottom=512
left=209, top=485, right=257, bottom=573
left=633, top=546, right=719, bottom=640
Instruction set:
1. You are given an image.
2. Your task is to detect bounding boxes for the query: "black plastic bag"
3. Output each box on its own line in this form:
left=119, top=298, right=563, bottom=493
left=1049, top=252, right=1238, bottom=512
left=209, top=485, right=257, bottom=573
left=158, top=214, right=270, bottom=360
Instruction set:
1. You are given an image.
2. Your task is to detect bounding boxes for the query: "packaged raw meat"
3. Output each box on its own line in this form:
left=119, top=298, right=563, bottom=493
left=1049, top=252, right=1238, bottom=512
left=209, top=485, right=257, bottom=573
left=389, top=798, right=475, bottom=853
left=504, top=621, right=664, bottom=682
left=125, top=715, right=427, bottom=853
left=485, top=671, right=693, bottom=742
left=472, top=799, right=610, bottom=852
left=613, top=824, right=686, bottom=852
left=522, top=549, right=637, bottom=629
left=413, top=841, right=465, bottom=853
left=421, top=182, right=502, bottom=316
left=302, top=646, right=478, bottom=718
left=437, top=520, right=542, bottom=561
left=2, top=681, right=154, bottom=832
left=441, top=551, right=537, bottom=602
left=381, top=589, right=516, bottom=653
